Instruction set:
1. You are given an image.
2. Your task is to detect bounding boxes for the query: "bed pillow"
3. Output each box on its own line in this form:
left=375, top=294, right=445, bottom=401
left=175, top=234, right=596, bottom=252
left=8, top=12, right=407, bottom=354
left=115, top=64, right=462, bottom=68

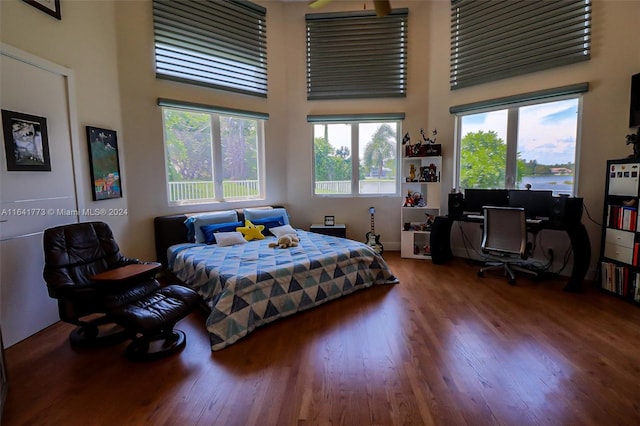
left=200, top=221, right=243, bottom=245
left=236, top=220, right=266, bottom=241
left=270, top=224, right=298, bottom=238
left=250, top=216, right=286, bottom=236
left=184, top=210, right=239, bottom=243
left=244, top=208, right=290, bottom=225
left=214, top=231, right=247, bottom=247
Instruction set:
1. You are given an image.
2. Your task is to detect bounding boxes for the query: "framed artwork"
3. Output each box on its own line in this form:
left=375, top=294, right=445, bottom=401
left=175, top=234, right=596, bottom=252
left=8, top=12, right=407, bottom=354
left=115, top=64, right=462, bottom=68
left=86, top=126, right=123, bottom=201
left=324, top=215, right=335, bottom=226
left=1, top=109, right=51, bottom=171
left=22, top=0, right=61, bottom=20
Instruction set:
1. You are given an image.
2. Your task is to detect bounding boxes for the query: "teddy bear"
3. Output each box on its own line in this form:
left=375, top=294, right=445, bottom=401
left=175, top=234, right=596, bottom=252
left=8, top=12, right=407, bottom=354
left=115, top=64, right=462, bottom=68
left=268, top=234, right=300, bottom=249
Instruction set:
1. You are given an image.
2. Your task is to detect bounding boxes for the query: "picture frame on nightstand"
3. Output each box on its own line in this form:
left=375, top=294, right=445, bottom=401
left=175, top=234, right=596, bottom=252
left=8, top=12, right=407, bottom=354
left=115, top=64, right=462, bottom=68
left=324, top=215, right=335, bottom=226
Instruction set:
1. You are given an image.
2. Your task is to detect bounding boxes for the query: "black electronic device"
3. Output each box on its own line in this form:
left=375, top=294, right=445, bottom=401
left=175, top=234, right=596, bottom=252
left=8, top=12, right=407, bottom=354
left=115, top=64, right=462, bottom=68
left=430, top=216, right=454, bottom=264
left=448, top=193, right=465, bottom=218
left=508, top=190, right=553, bottom=219
left=549, top=196, right=583, bottom=226
left=630, top=72, right=640, bottom=128
left=463, top=189, right=509, bottom=215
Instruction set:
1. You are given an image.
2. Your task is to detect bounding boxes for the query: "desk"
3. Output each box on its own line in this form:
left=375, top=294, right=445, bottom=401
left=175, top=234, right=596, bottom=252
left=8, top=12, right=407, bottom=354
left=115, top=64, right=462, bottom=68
left=430, top=215, right=590, bottom=292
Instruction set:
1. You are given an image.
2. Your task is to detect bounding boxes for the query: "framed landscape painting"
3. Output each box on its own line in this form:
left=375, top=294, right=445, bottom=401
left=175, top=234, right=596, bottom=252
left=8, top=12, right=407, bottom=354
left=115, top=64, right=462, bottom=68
left=86, top=126, right=122, bottom=201
left=1, top=109, right=51, bottom=171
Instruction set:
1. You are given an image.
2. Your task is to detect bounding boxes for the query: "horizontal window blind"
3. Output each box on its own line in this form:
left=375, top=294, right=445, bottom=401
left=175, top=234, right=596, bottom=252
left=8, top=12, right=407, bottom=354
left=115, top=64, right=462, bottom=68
left=450, top=0, right=591, bottom=90
left=449, top=82, right=588, bottom=114
left=158, top=98, right=269, bottom=120
left=306, top=9, right=408, bottom=100
left=153, top=0, right=267, bottom=97
left=307, top=113, right=405, bottom=122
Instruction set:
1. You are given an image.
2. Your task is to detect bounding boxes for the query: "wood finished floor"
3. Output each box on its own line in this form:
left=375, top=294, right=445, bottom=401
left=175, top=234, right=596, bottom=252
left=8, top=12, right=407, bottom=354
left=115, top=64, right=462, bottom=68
left=4, top=252, right=640, bottom=426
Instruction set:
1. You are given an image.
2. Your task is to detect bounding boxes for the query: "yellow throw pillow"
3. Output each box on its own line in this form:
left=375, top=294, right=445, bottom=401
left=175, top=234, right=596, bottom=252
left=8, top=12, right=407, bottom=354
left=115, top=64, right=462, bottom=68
left=236, top=220, right=266, bottom=241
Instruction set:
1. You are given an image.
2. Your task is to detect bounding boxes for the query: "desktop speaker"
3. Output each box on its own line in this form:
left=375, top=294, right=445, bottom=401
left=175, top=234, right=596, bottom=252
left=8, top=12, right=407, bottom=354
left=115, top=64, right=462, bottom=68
left=448, top=193, right=465, bottom=218
left=550, top=197, right=583, bottom=226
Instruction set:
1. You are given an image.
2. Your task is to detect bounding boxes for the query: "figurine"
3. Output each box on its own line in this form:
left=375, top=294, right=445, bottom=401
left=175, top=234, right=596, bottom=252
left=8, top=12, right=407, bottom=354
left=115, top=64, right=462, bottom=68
left=627, top=128, right=640, bottom=158
left=409, top=164, right=416, bottom=181
left=420, top=128, right=438, bottom=144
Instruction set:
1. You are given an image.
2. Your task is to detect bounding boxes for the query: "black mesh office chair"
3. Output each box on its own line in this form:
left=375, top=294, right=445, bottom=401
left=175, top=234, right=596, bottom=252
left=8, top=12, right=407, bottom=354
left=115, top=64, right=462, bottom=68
left=477, top=206, right=537, bottom=285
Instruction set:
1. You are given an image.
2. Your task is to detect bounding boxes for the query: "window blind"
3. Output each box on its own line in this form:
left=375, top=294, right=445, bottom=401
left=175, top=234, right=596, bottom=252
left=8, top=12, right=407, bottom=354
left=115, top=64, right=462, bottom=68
left=153, top=0, right=267, bottom=97
left=449, top=82, right=588, bottom=114
left=306, top=9, right=408, bottom=100
left=158, top=98, right=269, bottom=120
left=307, top=113, right=405, bottom=122
left=450, top=0, right=591, bottom=90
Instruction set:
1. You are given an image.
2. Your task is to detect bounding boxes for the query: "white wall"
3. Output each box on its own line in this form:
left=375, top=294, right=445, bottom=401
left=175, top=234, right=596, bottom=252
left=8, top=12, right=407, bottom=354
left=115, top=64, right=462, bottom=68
left=0, top=0, right=129, bottom=247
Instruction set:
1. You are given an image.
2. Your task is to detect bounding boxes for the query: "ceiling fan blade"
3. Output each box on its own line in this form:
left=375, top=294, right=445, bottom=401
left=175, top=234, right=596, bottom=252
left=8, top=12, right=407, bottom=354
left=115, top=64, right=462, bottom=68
left=309, top=0, right=333, bottom=9
left=374, top=0, right=391, bottom=17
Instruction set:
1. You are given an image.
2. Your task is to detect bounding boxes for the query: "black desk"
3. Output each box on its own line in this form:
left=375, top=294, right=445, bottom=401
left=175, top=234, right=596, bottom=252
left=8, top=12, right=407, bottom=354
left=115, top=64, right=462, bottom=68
left=430, top=215, right=591, bottom=292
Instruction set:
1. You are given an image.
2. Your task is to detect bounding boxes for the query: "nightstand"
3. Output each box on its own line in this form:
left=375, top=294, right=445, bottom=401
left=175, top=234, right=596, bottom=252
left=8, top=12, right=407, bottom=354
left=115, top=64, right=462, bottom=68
left=310, top=224, right=347, bottom=238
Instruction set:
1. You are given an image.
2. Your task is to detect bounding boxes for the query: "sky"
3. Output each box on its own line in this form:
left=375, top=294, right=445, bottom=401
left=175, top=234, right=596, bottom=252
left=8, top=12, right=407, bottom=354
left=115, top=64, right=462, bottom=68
left=460, top=98, right=579, bottom=165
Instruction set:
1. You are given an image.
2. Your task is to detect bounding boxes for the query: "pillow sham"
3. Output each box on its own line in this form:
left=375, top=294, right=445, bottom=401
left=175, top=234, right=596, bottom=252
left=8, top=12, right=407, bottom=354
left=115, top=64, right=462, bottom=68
left=184, top=210, right=239, bottom=243
left=244, top=208, right=290, bottom=225
left=200, top=221, right=243, bottom=245
left=270, top=224, right=298, bottom=238
left=215, top=231, right=247, bottom=247
left=250, top=216, right=286, bottom=235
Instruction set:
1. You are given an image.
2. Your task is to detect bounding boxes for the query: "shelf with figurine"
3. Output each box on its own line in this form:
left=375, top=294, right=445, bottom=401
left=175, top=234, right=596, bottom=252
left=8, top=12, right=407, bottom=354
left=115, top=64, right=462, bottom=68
left=402, top=128, right=441, bottom=157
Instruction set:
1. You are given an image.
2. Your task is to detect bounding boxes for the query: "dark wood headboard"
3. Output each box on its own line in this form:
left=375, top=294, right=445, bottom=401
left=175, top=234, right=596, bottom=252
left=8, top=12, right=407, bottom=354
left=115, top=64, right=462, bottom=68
left=153, top=206, right=283, bottom=266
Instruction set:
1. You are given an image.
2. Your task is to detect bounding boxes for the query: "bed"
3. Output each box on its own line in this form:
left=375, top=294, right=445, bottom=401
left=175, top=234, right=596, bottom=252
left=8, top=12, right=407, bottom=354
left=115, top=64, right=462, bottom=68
left=154, top=207, right=398, bottom=351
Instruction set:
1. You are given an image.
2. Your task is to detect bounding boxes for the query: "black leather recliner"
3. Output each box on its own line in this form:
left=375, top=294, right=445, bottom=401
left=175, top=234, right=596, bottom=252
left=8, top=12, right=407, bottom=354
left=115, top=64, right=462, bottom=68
left=43, top=221, right=200, bottom=361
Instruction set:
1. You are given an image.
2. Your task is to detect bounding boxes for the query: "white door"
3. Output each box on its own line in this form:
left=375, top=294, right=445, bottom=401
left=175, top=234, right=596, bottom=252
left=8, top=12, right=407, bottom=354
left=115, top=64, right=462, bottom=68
left=0, top=46, right=79, bottom=347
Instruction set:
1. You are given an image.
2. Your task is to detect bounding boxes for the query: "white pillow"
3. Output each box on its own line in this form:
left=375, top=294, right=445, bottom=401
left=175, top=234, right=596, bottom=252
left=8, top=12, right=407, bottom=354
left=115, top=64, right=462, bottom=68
left=215, top=231, right=247, bottom=247
left=270, top=224, right=298, bottom=238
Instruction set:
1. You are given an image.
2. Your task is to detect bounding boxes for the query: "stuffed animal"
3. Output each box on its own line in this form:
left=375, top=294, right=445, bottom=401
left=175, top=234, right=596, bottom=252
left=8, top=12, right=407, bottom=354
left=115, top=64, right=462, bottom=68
left=268, top=234, right=300, bottom=249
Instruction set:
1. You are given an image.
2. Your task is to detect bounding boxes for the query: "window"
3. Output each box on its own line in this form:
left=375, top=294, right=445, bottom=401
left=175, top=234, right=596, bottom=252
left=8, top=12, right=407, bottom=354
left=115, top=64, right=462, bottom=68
left=309, top=114, right=404, bottom=196
left=450, top=0, right=591, bottom=89
left=306, top=9, right=408, bottom=100
left=452, top=84, right=588, bottom=196
left=159, top=99, right=266, bottom=205
left=152, top=0, right=267, bottom=97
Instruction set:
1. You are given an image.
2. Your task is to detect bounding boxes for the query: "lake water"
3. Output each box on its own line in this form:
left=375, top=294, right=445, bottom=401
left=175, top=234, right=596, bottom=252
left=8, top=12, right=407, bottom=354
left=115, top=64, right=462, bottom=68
left=520, top=175, right=573, bottom=194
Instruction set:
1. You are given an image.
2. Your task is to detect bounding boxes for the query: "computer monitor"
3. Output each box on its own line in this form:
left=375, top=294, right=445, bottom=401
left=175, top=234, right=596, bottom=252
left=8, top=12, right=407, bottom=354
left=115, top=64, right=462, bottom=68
left=508, top=190, right=553, bottom=219
left=463, top=189, right=509, bottom=215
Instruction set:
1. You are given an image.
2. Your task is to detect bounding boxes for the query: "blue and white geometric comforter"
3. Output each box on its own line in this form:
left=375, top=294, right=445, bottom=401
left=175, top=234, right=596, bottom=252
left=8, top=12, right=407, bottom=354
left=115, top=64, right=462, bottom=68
left=168, top=230, right=398, bottom=351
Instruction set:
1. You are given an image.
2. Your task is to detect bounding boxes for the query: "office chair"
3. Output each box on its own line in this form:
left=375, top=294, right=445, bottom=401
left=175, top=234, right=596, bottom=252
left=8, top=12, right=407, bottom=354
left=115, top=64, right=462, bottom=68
left=477, top=206, right=537, bottom=285
left=43, top=221, right=200, bottom=360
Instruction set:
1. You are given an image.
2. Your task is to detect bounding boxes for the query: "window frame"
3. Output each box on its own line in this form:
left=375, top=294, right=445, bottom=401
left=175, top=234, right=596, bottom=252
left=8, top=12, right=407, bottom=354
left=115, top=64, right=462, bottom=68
left=159, top=99, right=267, bottom=206
left=308, top=114, right=404, bottom=198
left=452, top=91, right=585, bottom=196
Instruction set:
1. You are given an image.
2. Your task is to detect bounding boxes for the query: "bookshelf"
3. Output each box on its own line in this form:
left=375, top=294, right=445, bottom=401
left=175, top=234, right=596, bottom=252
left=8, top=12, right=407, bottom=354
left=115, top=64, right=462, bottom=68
left=400, top=153, right=441, bottom=259
left=600, top=159, right=640, bottom=303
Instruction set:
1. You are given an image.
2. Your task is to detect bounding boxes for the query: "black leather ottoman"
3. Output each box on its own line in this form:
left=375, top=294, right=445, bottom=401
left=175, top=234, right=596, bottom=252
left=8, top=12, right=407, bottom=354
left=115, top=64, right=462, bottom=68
left=109, top=284, right=200, bottom=361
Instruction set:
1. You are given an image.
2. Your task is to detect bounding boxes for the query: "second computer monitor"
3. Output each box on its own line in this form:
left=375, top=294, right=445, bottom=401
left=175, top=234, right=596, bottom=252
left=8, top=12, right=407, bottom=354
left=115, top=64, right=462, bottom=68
left=508, top=190, right=553, bottom=219
left=463, top=189, right=510, bottom=215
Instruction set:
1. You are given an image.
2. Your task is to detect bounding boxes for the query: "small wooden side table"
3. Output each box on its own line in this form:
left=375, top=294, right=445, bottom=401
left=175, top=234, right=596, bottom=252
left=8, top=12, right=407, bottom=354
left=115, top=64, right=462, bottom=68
left=90, top=262, right=162, bottom=281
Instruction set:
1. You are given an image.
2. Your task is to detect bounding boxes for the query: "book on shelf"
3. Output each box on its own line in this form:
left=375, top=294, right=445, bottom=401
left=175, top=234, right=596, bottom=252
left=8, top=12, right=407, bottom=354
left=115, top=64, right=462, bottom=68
left=600, top=261, right=640, bottom=300
left=606, top=205, right=638, bottom=231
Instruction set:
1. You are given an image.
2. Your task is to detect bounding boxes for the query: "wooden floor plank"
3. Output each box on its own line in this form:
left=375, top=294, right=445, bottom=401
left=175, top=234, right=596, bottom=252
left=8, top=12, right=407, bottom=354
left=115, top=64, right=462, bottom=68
left=3, top=252, right=640, bottom=425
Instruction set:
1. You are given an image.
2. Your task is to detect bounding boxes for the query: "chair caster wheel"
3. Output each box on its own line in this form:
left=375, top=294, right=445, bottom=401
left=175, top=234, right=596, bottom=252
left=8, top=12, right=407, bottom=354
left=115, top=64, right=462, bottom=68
left=478, top=271, right=484, bottom=277
left=508, top=278, right=516, bottom=285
